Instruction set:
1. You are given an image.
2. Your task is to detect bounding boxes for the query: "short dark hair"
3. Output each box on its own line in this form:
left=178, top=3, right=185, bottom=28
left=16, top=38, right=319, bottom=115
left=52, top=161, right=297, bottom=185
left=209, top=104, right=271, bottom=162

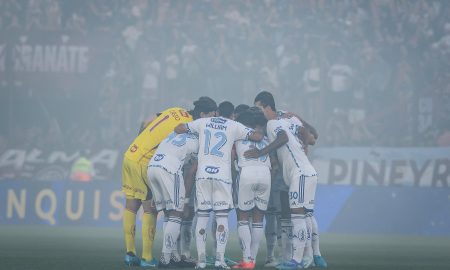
left=234, top=104, right=250, bottom=118
left=254, top=91, right=276, bottom=111
left=235, top=110, right=255, bottom=128
left=248, top=106, right=267, bottom=127
left=192, top=96, right=217, bottom=120
left=218, top=101, right=234, bottom=119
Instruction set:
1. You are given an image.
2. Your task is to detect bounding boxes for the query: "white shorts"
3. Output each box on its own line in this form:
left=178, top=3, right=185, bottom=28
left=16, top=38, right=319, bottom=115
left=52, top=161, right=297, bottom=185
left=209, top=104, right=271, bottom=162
left=195, top=178, right=233, bottom=211
left=287, top=173, right=317, bottom=210
left=147, top=166, right=185, bottom=212
left=237, top=166, right=271, bottom=211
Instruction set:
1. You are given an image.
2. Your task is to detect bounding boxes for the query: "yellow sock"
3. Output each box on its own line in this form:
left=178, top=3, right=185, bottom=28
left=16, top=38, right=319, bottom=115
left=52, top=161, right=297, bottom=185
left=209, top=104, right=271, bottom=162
left=142, top=212, right=156, bottom=260
left=123, top=209, right=137, bottom=255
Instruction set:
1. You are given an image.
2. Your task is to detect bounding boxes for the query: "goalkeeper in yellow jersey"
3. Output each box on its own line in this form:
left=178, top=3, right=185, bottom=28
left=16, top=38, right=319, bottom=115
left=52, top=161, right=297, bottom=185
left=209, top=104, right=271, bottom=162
left=122, top=107, right=192, bottom=267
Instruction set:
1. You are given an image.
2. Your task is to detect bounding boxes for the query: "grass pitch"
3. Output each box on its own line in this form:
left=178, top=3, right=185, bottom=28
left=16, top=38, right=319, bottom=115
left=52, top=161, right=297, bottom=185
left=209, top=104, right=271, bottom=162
left=0, top=226, right=449, bottom=270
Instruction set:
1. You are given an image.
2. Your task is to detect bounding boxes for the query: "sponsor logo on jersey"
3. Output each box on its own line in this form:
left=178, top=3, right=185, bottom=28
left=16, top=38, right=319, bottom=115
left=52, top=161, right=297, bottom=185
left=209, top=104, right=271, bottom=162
left=244, top=200, right=253, bottom=205
left=205, top=166, right=220, bottom=174
left=213, top=201, right=228, bottom=206
left=154, top=154, right=165, bottom=161
left=211, top=117, right=227, bottom=124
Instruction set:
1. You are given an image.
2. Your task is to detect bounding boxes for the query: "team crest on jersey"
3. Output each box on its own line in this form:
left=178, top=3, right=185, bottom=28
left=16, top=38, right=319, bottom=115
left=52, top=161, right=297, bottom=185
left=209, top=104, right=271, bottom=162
left=205, top=166, right=220, bottom=174
left=154, top=154, right=165, bottom=161
left=210, top=117, right=227, bottom=124
left=130, top=144, right=138, bottom=152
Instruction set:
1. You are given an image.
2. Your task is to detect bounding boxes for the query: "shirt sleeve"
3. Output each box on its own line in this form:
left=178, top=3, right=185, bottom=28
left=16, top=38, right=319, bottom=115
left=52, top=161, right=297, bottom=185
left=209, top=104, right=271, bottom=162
left=234, top=121, right=254, bottom=141
left=185, top=118, right=201, bottom=134
left=267, top=119, right=286, bottom=137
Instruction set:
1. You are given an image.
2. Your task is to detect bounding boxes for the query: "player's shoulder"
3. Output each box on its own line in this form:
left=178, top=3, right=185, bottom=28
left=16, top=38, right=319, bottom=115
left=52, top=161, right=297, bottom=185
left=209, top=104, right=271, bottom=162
left=160, top=107, right=192, bottom=121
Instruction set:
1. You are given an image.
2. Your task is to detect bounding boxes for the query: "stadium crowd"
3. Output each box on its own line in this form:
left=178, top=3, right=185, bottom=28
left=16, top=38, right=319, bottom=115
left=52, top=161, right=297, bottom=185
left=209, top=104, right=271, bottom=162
left=1, top=0, right=450, bottom=156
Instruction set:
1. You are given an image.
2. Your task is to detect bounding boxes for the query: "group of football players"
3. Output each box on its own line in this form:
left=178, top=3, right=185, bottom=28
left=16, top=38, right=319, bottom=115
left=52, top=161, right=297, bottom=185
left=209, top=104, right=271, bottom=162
left=121, top=91, right=327, bottom=269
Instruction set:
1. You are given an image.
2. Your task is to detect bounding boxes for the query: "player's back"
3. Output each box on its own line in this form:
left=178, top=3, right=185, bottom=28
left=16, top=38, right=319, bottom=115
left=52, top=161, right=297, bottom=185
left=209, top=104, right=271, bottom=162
left=149, top=132, right=199, bottom=174
left=235, top=137, right=271, bottom=169
left=125, top=107, right=192, bottom=165
left=266, top=119, right=316, bottom=178
left=187, top=116, right=252, bottom=183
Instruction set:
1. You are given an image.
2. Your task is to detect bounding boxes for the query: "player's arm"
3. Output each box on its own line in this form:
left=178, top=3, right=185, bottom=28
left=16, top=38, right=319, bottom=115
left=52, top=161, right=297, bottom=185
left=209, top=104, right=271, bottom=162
left=296, top=115, right=318, bottom=140
left=269, top=152, right=279, bottom=184
left=175, top=123, right=188, bottom=134
left=244, top=130, right=288, bottom=159
left=184, top=158, right=197, bottom=200
left=283, top=112, right=318, bottom=140
left=231, top=145, right=238, bottom=182
left=175, top=119, right=200, bottom=134
left=247, top=130, right=264, bottom=142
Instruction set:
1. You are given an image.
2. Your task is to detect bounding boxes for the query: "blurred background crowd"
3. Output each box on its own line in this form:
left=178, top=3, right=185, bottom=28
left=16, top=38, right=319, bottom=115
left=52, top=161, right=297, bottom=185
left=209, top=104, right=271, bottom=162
left=1, top=0, right=450, bottom=158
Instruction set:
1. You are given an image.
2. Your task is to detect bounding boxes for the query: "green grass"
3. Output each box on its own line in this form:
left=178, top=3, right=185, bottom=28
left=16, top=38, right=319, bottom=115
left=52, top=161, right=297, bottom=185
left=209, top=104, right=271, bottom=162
left=0, top=226, right=449, bottom=270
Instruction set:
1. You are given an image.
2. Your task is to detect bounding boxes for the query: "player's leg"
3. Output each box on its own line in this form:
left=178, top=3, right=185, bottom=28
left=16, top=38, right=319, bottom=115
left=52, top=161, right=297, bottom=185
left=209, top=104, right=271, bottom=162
left=179, top=205, right=196, bottom=266
left=250, top=168, right=270, bottom=263
left=160, top=210, right=182, bottom=267
left=276, top=174, right=308, bottom=269
left=279, top=190, right=293, bottom=262
left=250, top=208, right=264, bottom=266
left=310, top=211, right=327, bottom=267
left=212, top=180, right=234, bottom=269
left=179, top=182, right=196, bottom=265
left=235, top=209, right=253, bottom=267
left=234, top=170, right=254, bottom=268
left=214, top=209, right=231, bottom=269
left=264, top=209, right=278, bottom=266
left=123, top=197, right=142, bottom=265
left=121, top=158, right=143, bottom=266
left=141, top=199, right=157, bottom=266
left=195, top=179, right=212, bottom=269
left=300, top=175, right=319, bottom=268
left=302, top=211, right=314, bottom=268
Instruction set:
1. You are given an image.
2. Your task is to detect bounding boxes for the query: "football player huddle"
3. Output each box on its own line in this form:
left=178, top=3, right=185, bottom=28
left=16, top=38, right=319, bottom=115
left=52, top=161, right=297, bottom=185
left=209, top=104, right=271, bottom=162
left=121, top=91, right=327, bottom=269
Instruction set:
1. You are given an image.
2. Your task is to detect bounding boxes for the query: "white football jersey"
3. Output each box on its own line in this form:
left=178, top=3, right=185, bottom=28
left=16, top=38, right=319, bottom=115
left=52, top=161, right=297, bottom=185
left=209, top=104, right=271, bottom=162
left=235, top=137, right=271, bottom=168
left=277, top=110, right=304, bottom=141
left=186, top=117, right=253, bottom=183
left=148, top=132, right=199, bottom=174
left=266, top=119, right=316, bottom=177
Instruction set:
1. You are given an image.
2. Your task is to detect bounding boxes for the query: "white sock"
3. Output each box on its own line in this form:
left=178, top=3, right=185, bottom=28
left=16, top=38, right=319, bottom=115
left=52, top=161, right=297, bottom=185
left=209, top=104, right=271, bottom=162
left=303, top=213, right=313, bottom=258
left=264, top=213, right=277, bottom=261
left=195, top=212, right=209, bottom=263
left=310, top=214, right=322, bottom=256
left=180, top=220, right=193, bottom=258
left=280, top=218, right=293, bottom=261
left=238, top=221, right=252, bottom=262
left=250, top=222, right=264, bottom=261
left=291, top=214, right=307, bottom=262
left=211, top=214, right=217, bottom=257
left=162, top=216, right=182, bottom=264
left=215, top=212, right=229, bottom=263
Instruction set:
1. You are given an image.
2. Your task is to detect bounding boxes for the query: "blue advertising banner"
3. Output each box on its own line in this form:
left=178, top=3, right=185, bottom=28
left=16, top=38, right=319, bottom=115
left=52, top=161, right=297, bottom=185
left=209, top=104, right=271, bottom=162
left=1, top=180, right=449, bottom=235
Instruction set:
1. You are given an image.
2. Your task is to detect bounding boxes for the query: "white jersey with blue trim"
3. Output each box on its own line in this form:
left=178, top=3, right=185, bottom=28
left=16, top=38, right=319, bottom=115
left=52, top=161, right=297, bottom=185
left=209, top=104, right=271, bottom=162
left=277, top=110, right=304, bottom=140
left=266, top=119, right=316, bottom=177
left=148, top=132, right=199, bottom=175
left=235, top=137, right=271, bottom=169
left=186, top=116, right=253, bottom=183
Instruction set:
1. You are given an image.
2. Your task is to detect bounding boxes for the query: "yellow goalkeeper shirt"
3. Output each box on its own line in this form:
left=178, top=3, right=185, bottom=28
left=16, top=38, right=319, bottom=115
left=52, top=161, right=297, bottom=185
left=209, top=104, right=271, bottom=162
left=124, top=107, right=192, bottom=165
